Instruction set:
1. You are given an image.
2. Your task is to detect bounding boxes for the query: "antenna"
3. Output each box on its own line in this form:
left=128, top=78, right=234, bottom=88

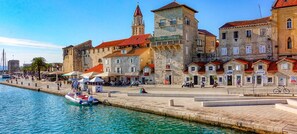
left=258, top=4, right=262, bottom=18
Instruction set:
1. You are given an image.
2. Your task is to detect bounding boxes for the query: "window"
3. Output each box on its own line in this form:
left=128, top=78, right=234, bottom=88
left=221, top=48, right=227, bottom=56
left=121, top=50, right=126, bottom=54
left=246, top=77, right=251, bottom=83
left=260, top=29, right=266, bottom=37
left=209, top=66, right=213, bottom=71
left=191, top=67, right=196, bottom=72
left=116, top=67, right=121, bottom=74
left=105, top=59, right=109, bottom=65
left=144, top=68, right=149, bottom=73
left=159, top=19, right=166, bottom=27
left=281, top=63, right=289, bottom=70
left=218, top=77, right=223, bottom=83
left=268, top=77, right=273, bottom=83
left=228, top=66, right=232, bottom=70
left=233, top=31, right=238, bottom=39
left=170, top=18, right=177, bottom=25
left=186, top=46, right=189, bottom=55
left=287, top=18, right=292, bottom=29
left=98, top=58, right=102, bottom=63
left=233, top=47, right=239, bottom=55
left=259, top=45, right=266, bottom=53
left=131, top=67, right=136, bottom=72
left=185, top=17, right=190, bottom=25
left=288, top=37, right=292, bottom=49
left=116, top=59, right=121, bottom=64
left=258, top=65, right=263, bottom=70
left=130, top=58, right=134, bottom=63
left=222, top=33, right=226, bottom=40
left=246, top=46, right=252, bottom=54
left=246, top=30, right=252, bottom=38
left=235, top=65, right=241, bottom=71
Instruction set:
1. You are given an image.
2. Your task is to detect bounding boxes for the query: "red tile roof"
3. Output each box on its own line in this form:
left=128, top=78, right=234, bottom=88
left=134, top=5, right=143, bottom=16
left=268, top=62, right=278, bottom=73
left=198, top=29, right=216, bottom=37
left=245, top=62, right=254, bottom=73
left=85, top=64, right=103, bottom=73
left=118, top=34, right=151, bottom=47
left=276, top=57, right=297, bottom=64
left=152, top=2, right=198, bottom=13
left=104, top=48, right=150, bottom=58
left=273, top=0, right=297, bottom=9
left=95, top=39, right=127, bottom=49
left=220, top=17, right=270, bottom=29
left=253, top=59, right=271, bottom=65
left=208, top=60, right=222, bottom=66
left=148, top=64, right=154, bottom=69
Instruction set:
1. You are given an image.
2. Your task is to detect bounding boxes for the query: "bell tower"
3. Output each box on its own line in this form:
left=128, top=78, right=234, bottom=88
left=132, top=4, right=145, bottom=35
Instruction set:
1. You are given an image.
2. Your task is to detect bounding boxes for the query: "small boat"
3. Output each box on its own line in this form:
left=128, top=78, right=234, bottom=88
left=65, top=92, right=99, bottom=105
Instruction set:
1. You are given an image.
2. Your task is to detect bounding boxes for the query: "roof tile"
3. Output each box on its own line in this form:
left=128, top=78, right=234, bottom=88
left=152, top=2, right=197, bottom=13
left=220, top=17, right=270, bottom=29
left=273, top=0, right=297, bottom=9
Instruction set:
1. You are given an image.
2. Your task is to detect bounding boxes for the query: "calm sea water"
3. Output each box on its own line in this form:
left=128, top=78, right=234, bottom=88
left=0, top=79, right=249, bottom=134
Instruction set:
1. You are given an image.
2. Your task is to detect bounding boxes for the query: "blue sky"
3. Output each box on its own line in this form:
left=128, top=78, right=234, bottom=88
left=0, top=0, right=275, bottom=65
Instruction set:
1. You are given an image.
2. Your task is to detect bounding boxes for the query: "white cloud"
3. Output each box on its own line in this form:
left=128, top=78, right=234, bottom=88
left=0, top=36, right=62, bottom=49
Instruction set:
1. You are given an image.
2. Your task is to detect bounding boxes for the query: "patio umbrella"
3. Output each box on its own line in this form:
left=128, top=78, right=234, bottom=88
left=80, top=72, right=99, bottom=78
left=89, top=76, right=104, bottom=82
left=78, top=78, right=89, bottom=83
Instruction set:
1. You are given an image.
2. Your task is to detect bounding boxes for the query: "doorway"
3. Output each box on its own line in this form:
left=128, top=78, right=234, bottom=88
left=227, top=75, right=232, bottom=86
left=236, top=75, right=242, bottom=86
left=278, top=77, right=286, bottom=86
left=194, top=76, right=198, bottom=85
left=256, top=75, right=262, bottom=85
left=210, top=75, right=215, bottom=85
left=168, top=75, right=172, bottom=85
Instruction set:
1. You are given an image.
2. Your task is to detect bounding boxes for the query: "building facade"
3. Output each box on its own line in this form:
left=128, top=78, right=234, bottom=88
left=272, top=0, right=297, bottom=59
left=218, top=17, right=273, bottom=62
left=196, top=29, right=217, bottom=62
left=8, top=60, right=19, bottom=74
left=151, top=2, right=198, bottom=85
left=62, top=40, right=93, bottom=72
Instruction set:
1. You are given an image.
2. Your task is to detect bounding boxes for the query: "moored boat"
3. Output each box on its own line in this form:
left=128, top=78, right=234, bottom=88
left=1, top=74, right=11, bottom=79
left=65, top=92, right=99, bottom=105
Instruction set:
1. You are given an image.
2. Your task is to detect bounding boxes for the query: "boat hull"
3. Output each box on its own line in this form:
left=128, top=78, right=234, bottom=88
left=65, top=93, right=99, bottom=106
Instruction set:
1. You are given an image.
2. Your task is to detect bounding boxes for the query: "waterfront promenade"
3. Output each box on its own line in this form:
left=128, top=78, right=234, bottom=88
left=1, top=79, right=297, bottom=134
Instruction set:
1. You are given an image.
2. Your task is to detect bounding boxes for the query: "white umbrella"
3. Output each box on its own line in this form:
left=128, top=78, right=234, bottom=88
left=62, top=71, right=82, bottom=76
left=89, top=77, right=104, bottom=82
left=78, top=78, right=89, bottom=83
left=80, top=72, right=98, bottom=78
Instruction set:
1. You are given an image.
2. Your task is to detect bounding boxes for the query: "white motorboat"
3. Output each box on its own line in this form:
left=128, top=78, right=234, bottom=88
left=1, top=74, right=10, bottom=79
left=65, top=92, right=99, bottom=105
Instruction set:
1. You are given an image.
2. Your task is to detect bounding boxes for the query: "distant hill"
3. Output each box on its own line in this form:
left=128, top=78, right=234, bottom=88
left=0, top=66, right=8, bottom=71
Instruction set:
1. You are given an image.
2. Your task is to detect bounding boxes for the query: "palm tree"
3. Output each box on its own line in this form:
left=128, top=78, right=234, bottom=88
left=31, top=57, right=47, bottom=80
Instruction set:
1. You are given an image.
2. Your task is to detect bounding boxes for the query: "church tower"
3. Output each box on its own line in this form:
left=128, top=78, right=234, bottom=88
left=132, top=4, right=145, bottom=35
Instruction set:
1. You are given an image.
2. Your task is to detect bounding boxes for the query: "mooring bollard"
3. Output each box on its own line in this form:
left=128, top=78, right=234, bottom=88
left=47, top=85, right=49, bottom=88
left=107, top=91, right=111, bottom=97
left=35, top=83, right=37, bottom=87
left=169, top=99, right=174, bottom=107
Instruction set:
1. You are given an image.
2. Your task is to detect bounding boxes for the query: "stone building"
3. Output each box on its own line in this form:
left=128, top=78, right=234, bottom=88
left=48, top=63, right=63, bottom=72
left=151, top=1, right=198, bottom=85
left=103, top=47, right=152, bottom=83
left=271, top=0, right=297, bottom=60
left=8, top=60, right=19, bottom=74
left=62, top=40, right=92, bottom=72
left=218, top=17, right=273, bottom=62
left=275, top=58, right=297, bottom=86
left=196, top=29, right=217, bottom=62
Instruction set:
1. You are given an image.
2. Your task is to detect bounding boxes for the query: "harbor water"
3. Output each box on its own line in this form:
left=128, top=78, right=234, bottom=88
left=0, top=79, right=249, bottom=134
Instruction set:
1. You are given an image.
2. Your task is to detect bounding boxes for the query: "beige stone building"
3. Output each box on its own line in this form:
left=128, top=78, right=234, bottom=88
left=271, top=0, right=297, bottom=60
left=196, top=29, right=217, bottom=62
left=218, top=17, right=273, bottom=62
left=275, top=58, right=297, bottom=86
left=184, top=62, right=206, bottom=85
left=151, top=2, right=198, bottom=85
left=103, top=47, right=152, bottom=83
left=62, top=40, right=92, bottom=72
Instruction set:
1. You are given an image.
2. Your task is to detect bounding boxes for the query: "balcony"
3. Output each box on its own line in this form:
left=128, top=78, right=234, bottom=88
left=150, top=35, right=183, bottom=47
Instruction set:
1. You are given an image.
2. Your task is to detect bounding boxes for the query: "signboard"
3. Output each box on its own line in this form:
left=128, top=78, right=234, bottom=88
left=291, top=76, right=297, bottom=83
left=226, top=70, right=233, bottom=75
left=256, top=70, right=265, bottom=75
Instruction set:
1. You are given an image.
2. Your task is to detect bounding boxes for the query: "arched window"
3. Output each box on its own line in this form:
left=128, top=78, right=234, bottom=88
left=288, top=37, right=292, bottom=49
left=287, top=18, right=292, bottom=29
left=98, top=58, right=102, bottom=63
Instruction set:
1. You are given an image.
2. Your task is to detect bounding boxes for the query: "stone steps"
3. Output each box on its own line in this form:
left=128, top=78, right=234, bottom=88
left=275, top=99, right=297, bottom=115
left=127, top=93, right=239, bottom=98
left=200, top=99, right=287, bottom=107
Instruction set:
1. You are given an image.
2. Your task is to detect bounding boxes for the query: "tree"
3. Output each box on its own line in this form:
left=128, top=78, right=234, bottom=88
left=31, top=57, right=47, bottom=80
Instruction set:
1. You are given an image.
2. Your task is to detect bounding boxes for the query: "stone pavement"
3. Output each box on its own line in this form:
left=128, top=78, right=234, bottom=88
left=2, top=78, right=297, bottom=134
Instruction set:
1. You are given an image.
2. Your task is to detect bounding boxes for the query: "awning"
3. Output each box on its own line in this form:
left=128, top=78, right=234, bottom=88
left=95, top=72, right=119, bottom=77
